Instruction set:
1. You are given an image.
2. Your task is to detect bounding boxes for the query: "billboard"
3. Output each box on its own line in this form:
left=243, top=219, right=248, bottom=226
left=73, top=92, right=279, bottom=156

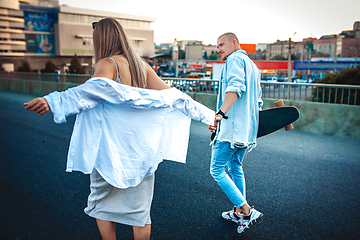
left=26, top=34, right=55, bottom=54
left=36, top=35, right=55, bottom=54
left=24, top=11, right=54, bottom=32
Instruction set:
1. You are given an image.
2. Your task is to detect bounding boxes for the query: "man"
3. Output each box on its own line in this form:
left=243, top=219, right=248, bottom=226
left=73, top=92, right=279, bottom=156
left=209, top=32, right=263, bottom=234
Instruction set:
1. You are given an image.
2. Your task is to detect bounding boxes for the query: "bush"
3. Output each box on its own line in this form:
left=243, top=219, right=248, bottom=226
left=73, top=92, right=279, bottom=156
left=42, top=61, right=58, bottom=73
left=312, top=65, right=360, bottom=105
left=208, top=51, right=219, bottom=60
left=18, top=60, right=31, bottom=72
left=69, top=54, right=85, bottom=74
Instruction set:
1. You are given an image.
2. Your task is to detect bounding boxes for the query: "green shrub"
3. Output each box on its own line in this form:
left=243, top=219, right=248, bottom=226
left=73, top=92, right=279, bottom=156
left=43, top=61, right=58, bottom=73
left=18, top=60, right=31, bottom=72
left=312, top=65, right=360, bottom=105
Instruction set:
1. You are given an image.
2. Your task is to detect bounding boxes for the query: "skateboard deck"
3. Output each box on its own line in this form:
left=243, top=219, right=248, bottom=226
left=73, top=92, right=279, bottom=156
left=257, top=106, right=299, bottom=138
left=210, top=106, right=300, bottom=140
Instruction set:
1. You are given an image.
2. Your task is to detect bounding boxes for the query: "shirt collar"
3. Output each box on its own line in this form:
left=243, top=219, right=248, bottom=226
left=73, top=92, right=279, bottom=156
left=226, top=49, right=247, bottom=62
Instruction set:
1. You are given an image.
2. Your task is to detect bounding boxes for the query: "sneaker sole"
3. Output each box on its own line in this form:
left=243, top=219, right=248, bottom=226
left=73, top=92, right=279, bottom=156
left=222, top=214, right=241, bottom=224
left=238, top=213, right=263, bottom=234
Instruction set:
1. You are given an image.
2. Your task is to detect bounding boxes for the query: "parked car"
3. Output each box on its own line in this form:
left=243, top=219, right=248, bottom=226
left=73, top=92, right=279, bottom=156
left=186, top=73, right=211, bottom=80
left=294, top=78, right=314, bottom=83
left=161, top=72, right=175, bottom=77
left=261, top=76, right=278, bottom=83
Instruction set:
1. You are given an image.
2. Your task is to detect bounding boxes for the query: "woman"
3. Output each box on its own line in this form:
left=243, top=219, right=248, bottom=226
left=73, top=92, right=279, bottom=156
left=24, top=18, right=214, bottom=240
left=86, top=18, right=169, bottom=240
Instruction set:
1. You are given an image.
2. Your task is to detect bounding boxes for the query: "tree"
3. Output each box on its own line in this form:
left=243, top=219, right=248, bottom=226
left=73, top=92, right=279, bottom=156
left=169, top=46, right=184, bottom=60
left=271, top=55, right=287, bottom=60
left=18, top=60, right=31, bottom=72
left=43, top=61, right=58, bottom=73
left=208, top=51, right=220, bottom=60
left=203, top=51, right=208, bottom=60
left=69, top=54, right=84, bottom=74
left=312, top=65, right=360, bottom=105
left=179, top=49, right=185, bottom=60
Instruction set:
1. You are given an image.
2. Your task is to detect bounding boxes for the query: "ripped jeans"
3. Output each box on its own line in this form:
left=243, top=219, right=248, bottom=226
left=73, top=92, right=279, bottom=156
left=210, top=140, right=248, bottom=208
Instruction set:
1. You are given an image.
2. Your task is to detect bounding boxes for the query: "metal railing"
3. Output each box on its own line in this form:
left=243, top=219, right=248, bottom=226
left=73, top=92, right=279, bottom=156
left=1, top=71, right=359, bottom=105
left=163, top=77, right=360, bottom=106
left=162, top=77, right=219, bottom=94
left=0, top=71, right=90, bottom=84
left=260, top=82, right=360, bottom=105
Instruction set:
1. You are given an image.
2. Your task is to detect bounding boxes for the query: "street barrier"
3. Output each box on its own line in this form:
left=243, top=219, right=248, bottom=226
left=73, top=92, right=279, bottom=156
left=0, top=77, right=359, bottom=140
left=1, top=72, right=359, bottom=106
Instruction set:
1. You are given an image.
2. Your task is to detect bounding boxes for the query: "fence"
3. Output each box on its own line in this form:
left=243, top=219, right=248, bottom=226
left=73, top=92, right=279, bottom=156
left=0, top=71, right=90, bottom=84
left=1, top=71, right=359, bottom=105
left=163, top=78, right=360, bottom=106
left=260, top=82, right=360, bottom=105
left=162, top=78, right=219, bottom=94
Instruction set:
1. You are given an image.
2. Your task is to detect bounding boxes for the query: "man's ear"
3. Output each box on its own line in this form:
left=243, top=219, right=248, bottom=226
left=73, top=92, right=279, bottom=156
left=232, top=39, right=239, bottom=48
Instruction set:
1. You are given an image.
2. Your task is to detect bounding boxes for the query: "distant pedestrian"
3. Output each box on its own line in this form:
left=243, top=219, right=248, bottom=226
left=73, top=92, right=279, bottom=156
left=24, top=18, right=214, bottom=240
left=208, top=32, right=263, bottom=234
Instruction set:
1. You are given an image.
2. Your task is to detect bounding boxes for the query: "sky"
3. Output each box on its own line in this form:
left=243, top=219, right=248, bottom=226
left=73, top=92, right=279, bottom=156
left=59, top=0, right=360, bottom=45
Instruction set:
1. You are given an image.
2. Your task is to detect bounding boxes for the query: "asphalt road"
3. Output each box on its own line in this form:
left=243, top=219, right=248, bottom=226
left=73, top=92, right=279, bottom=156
left=1, top=90, right=359, bottom=240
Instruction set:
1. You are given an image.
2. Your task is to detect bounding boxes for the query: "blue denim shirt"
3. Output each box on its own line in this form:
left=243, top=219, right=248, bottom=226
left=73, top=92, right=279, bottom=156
left=214, top=50, right=263, bottom=148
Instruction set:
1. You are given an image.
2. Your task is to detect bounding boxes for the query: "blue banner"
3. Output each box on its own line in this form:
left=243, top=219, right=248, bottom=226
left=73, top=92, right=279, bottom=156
left=293, top=61, right=356, bottom=71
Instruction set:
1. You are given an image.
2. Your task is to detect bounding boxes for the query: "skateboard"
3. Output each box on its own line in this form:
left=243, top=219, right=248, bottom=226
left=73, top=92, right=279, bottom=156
left=257, top=106, right=299, bottom=138
left=210, top=102, right=300, bottom=140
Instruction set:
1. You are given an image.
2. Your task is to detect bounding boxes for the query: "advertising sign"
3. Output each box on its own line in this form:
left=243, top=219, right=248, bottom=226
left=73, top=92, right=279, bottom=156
left=36, top=35, right=55, bottom=54
left=24, top=11, right=54, bottom=32
left=25, top=34, right=55, bottom=54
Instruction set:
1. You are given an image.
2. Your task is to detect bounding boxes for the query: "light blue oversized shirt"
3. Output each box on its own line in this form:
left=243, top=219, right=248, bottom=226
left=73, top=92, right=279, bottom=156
left=44, top=77, right=214, bottom=188
left=214, top=50, right=263, bottom=148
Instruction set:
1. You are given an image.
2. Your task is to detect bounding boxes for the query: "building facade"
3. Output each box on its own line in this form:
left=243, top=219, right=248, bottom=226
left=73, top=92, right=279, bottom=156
left=0, top=0, right=156, bottom=73
left=185, top=41, right=203, bottom=61
left=309, top=21, right=360, bottom=59
left=313, top=35, right=339, bottom=58
left=265, top=40, right=305, bottom=60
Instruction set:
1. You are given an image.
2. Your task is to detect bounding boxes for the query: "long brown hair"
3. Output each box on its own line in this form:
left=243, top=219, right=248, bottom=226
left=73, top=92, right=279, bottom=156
left=93, top=18, right=146, bottom=88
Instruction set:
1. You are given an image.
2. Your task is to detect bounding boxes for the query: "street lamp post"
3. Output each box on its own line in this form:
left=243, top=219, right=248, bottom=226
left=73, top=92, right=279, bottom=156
left=287, top=37, right=292, bottom=83
left=172, top=38, right=179, bottom=78
left=287, top=32, right=296, bottom=99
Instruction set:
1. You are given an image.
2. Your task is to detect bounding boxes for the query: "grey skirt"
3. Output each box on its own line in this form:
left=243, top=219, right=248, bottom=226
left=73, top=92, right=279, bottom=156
left=84, top=169, right=155, bottom=227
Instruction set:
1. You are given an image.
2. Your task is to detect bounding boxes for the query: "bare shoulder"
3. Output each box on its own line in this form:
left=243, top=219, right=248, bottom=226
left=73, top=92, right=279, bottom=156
left=92, top=58, right=116, bottom=80
left=96, top=58, right=115, bottom=70
left=113, top=55, right=129, bottom=69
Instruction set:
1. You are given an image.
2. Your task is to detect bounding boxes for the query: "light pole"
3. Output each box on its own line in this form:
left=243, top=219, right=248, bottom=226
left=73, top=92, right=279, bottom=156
left=287, top=32, right=297, bottom=83
left=172, top=38, right=179, bottom=78
left=287, top=32, right=296, bottom=100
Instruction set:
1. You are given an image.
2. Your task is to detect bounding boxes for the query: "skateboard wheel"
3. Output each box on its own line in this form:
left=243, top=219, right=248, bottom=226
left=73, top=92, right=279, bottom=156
left=275, top=99, right=293, bottom=131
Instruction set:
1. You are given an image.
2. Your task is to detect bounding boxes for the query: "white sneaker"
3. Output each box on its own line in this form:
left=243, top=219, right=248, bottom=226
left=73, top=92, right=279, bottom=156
left=221, top=207, right=244, bottom=224
left=237, top=208, right=263, bottom=234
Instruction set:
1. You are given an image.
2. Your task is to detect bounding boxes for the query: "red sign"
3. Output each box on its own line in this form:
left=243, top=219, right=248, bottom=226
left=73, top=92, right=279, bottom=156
left=188, top=64, right=204, bottom=68
left=254, top=61, right=292, bottom=70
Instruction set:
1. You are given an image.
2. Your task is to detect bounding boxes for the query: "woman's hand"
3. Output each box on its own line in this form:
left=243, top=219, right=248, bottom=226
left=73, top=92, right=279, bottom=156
left=208, top=115, right=223, bottom=133
left=24, top=97, right=51, bottom=115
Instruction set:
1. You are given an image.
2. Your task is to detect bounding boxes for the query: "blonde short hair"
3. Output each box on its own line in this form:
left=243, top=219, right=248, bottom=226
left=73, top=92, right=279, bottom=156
left=218, top=32, right=239, bottom=44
